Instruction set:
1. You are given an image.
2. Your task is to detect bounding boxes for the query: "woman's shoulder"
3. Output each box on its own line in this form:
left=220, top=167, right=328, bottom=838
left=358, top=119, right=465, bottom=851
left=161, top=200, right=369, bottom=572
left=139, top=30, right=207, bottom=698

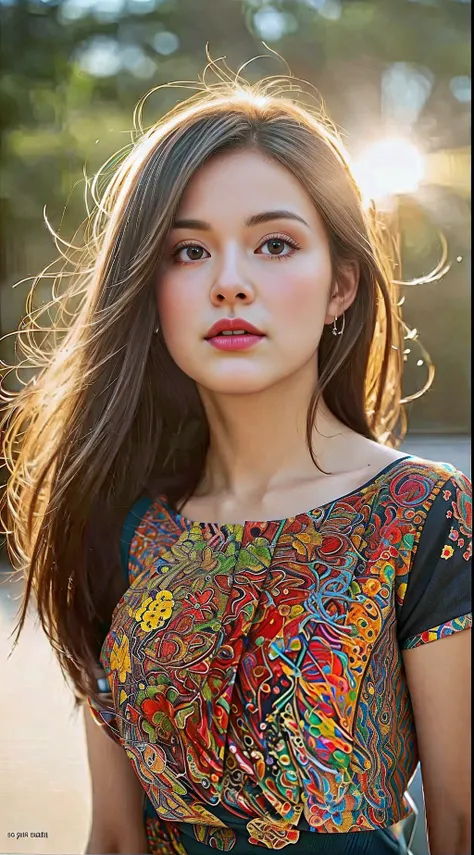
left=383, top=451, right=470, bottom=500
left=392, top=455, right=471, bottom=649
left=377, top=454, right=471, bottom=552
left=350, top=437, right=469, bottom=504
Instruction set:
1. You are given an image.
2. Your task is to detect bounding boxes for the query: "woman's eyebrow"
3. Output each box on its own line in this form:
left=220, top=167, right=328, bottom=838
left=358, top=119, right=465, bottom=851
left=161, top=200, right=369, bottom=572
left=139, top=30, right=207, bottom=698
left=172, top=210, right=310, bottom=231
left=245, top=210, right=309, bottom=228
left=172, top=218, right=210, bottom=230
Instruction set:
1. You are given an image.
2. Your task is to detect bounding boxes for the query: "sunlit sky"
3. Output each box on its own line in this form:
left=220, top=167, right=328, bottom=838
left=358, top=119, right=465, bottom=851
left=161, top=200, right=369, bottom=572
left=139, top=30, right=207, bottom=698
left=352, top=138, right=427, bottom=205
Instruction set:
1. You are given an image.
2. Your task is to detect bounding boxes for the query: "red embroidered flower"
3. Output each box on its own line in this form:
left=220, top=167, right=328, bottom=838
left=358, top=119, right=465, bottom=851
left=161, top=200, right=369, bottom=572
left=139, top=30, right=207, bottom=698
left=182, top=589, right=215, bottom=620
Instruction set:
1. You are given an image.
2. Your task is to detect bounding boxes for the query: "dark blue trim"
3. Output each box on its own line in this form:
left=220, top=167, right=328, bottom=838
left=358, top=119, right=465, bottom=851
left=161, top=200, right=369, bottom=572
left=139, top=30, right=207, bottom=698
left=120, top=495, right=154, bottom=583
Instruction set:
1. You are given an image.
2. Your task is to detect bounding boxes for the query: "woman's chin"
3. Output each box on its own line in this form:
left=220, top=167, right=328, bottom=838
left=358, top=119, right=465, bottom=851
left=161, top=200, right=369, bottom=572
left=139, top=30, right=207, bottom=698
left=196, top=370, right=282, bottom=397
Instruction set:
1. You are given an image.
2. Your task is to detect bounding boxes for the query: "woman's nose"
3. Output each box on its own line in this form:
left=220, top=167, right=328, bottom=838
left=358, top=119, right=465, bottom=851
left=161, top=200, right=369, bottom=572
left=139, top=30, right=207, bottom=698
left=209, top=248, right=255, bottom=306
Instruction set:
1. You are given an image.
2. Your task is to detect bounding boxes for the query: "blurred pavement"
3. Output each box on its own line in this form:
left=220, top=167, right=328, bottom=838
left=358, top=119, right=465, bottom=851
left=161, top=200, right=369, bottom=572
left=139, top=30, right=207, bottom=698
left=0, top=436, right=470, bottom=854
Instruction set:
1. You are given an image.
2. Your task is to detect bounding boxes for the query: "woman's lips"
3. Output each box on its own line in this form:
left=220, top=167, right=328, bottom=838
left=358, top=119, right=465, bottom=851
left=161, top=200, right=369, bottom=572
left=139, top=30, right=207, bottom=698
left=206, top=333, right=264, bottom=351
left=204, top=318, right=266, bottom=351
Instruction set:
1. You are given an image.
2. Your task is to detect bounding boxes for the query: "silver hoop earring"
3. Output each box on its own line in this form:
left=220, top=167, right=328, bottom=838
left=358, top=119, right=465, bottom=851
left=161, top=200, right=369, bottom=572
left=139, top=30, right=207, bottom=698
left=332, top=313, right=345, bottom=336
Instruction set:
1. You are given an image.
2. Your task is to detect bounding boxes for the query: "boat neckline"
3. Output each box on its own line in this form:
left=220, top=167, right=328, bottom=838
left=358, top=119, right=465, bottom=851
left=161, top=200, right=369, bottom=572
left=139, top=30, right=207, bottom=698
left=159, top=454, right=414, bottom=529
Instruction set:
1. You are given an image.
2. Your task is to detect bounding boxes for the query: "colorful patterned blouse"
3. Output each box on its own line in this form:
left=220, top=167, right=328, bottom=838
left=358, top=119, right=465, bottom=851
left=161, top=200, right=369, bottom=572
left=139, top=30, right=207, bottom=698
left=89, top=455, right=472, bottom=853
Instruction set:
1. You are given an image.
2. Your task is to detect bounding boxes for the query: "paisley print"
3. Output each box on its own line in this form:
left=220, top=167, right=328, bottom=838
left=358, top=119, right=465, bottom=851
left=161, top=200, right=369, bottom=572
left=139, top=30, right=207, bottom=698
left=89, top=457, right=472, bottom=852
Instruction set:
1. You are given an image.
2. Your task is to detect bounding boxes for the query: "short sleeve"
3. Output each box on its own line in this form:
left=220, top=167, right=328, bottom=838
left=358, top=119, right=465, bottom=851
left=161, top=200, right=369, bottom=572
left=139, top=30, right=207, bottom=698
left=397, top=468, right=472, bottom=649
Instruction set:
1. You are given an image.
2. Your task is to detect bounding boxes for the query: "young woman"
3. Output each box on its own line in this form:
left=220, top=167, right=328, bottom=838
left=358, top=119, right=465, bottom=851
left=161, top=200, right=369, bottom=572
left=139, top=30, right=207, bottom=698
left=2, top=77, right=471, bottom=855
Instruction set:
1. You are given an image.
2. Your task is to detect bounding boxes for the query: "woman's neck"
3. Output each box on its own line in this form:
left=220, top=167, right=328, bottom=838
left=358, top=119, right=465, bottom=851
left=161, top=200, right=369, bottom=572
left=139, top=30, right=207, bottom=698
left=196, top=365, right=353, bottom=502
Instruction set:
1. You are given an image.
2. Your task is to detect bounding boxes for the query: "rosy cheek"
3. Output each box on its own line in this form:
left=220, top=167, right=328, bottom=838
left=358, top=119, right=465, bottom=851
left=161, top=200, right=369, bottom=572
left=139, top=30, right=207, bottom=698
left=265, top=267, right=326, bottom=310
left=157, top=274, right=188, bottom=315
left=288, top=256, right=332, bottom=303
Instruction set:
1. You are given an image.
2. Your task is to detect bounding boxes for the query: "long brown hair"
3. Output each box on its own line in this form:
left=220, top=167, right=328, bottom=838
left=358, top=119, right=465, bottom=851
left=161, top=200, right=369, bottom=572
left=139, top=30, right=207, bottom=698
left=1, top=73, right=409, bottom=704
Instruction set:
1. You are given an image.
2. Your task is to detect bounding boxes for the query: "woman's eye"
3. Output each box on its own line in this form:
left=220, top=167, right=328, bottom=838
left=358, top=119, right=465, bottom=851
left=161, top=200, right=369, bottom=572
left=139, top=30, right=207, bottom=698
left=258, top=238, right=295, bottom=257
left=174, top=244, right=210, bottom=263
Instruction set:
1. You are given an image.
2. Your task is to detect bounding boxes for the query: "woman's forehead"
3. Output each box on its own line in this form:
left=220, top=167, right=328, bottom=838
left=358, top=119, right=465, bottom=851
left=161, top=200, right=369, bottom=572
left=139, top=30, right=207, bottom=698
left=174, top=148, right=320, bottom=228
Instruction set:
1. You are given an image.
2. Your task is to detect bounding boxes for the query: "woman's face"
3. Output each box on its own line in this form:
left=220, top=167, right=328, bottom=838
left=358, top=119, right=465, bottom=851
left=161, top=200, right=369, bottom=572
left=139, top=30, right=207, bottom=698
left=157, top=148, right=346, bottom=396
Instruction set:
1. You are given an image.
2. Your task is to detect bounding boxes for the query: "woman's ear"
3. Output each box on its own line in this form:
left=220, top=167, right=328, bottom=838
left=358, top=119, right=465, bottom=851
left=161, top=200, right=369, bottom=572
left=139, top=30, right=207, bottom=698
left=325, top=261, right=360, bottom=323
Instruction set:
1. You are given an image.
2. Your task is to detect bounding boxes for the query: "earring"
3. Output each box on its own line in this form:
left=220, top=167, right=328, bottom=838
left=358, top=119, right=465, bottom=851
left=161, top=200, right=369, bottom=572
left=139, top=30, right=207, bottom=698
left=154, top=325, right=160, bottom=335
left=332, top=313, right=345, bottom=336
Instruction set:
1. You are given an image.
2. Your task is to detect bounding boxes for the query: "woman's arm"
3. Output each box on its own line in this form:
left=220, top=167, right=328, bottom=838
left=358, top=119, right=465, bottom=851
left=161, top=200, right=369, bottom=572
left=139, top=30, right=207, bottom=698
left=403, top=630, right=471, bottom=855
left=83, top=704, right=150, bottom=854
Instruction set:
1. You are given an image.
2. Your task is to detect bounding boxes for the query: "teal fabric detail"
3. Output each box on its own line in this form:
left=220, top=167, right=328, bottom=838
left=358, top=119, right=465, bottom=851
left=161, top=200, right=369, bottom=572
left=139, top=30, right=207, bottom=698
left=120, top=495, right=154, bottom=584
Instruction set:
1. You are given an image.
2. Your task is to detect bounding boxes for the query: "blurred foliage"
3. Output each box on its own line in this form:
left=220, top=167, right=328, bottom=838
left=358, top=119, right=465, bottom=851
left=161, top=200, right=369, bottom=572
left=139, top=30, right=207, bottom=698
left=0, top=0, right=471, bottom=431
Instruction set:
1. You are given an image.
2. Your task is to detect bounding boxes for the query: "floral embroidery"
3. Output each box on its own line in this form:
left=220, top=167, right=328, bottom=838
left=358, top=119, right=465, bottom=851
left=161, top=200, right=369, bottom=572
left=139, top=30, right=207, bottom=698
left=109, top=633, right=131, bottom=682
left=440, top=472, right=472, bottom=561
left=182, top=588, right=215, bottom=620
left=135, top=591, right=174, bottom=631
left=90, top=460, right=471, bottom=850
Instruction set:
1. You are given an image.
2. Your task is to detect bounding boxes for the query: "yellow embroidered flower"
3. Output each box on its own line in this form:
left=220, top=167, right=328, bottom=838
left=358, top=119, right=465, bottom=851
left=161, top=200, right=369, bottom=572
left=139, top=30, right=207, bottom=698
left=135, top=590, right=174, bottom=632
left=135, top=596, right=154, bottom=622
left=109, top=634, right=131, bottom=682
left=441, top=544, right=454, bottom=560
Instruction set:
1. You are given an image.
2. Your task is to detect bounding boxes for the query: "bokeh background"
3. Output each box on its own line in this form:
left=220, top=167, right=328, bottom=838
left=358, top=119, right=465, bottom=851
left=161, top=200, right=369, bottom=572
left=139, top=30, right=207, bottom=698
left=0, top=0, right=471, bottom=433
left=0, top=1, right=471, bottom=853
